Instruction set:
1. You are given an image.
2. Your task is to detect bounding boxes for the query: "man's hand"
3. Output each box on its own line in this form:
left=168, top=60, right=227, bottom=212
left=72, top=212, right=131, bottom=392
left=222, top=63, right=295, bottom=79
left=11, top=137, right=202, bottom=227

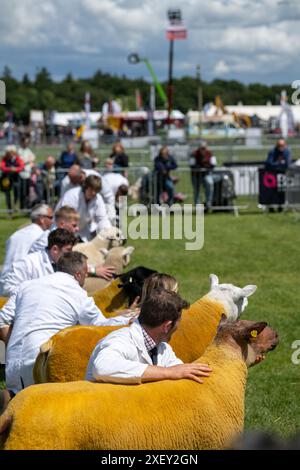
left=166, top=363, right=212, bottom=383
left=95, top=265, right=116, bottom=280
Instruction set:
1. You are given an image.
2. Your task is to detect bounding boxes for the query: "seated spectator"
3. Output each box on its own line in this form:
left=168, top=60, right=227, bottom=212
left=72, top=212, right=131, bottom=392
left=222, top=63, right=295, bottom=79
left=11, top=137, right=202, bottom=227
left=153, top=146, right=177, bottom=206
left=265, top=139, right=291, bottom=171
left=77, top=140, right=99, bottom=169
left=59, top=143, right=79, bottom=170
left=0, top=145, right=25, bottom=211
left=86, top=288, right=212, bottom=385
left=35, top=156, right=59, bottom=203
left=189, top=141, right=218, bottom=210
left=110, top=143, right=129, bottom=170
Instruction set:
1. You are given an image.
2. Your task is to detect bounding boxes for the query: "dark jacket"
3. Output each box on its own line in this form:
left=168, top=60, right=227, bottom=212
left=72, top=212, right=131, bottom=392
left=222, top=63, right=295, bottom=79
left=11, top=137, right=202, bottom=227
left=266, top=147, right=291, bottom=171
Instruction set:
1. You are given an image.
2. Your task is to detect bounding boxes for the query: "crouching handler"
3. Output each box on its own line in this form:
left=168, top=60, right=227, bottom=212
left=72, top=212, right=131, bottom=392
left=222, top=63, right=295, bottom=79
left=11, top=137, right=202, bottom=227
left=86, top=288, right=212, bottom=384
left=0, top=252, right=138, bottom=412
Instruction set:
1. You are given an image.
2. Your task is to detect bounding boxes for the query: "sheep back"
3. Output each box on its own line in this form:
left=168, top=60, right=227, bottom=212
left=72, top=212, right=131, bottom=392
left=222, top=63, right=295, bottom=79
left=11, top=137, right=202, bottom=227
left=2, top=345, right=247, bottom=450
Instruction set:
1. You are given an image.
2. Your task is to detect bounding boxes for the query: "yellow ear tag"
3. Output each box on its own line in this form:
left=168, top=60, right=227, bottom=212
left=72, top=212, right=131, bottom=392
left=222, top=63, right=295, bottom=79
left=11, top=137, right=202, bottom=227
left=250, top=330, right=258, bottom=338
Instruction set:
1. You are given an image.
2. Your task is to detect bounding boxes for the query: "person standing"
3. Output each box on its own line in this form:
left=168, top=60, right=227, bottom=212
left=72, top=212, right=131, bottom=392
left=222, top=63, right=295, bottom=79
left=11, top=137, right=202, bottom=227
left=0, top=145, right=25, bottom=211
left=265, top=139, right=291, bottom=171
left=18, top=136, right=36, bottom=209
left=153, top=146, right=177, bottom=206
left=189, top=141, right=217, bottom=209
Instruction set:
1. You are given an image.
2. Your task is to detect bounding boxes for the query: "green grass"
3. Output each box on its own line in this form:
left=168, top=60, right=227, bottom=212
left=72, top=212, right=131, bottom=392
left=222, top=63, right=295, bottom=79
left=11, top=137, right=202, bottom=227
left=0, top=211, right=300, bottom=436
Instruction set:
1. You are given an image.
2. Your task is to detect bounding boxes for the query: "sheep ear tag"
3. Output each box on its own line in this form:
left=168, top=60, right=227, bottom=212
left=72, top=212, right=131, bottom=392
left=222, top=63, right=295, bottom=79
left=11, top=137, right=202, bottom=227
left=250, top=330, right=258, bottom=338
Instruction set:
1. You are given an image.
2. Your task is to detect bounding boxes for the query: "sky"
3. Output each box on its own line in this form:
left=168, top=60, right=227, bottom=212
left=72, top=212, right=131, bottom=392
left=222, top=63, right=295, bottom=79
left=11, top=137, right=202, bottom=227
left=0, top=0, right=300, bottom=84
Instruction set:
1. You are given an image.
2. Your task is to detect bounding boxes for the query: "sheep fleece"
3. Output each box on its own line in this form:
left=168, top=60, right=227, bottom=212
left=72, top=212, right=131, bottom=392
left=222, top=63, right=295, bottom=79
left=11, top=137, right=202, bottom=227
left=1, top=344, right=247, bottom=450
left=34, top=298, right=225, bottom=383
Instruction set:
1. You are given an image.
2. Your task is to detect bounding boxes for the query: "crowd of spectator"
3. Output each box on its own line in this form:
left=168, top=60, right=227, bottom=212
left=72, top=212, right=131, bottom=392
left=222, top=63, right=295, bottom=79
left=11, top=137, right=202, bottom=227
left=0, top=139, right=129, bottom=212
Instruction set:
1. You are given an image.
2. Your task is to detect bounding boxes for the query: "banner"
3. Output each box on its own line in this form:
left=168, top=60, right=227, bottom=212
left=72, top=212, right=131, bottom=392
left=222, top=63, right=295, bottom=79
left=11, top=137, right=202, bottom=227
left=258, top=169, right=286, bottom=205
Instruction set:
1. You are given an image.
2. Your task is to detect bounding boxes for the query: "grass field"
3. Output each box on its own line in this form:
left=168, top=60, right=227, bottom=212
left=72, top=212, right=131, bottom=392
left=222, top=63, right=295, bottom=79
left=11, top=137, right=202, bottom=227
left=0, top=209, right=300, bottom=437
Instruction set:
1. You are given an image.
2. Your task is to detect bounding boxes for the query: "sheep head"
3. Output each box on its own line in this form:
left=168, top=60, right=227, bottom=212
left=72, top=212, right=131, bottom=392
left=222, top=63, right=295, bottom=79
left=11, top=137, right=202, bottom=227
left=216, top=319, right=279, bottom=367
left=101, top=246, right=135, bottom=270
left=96, top=227, right=126, bottom=248
left=207, top=274, right=257, bottom=322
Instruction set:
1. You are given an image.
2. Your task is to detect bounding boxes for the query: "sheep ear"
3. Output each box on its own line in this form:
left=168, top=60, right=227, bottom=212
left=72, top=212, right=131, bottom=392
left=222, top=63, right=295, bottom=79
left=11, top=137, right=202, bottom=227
left=217, top=313, right=227, bottom=332
left=241, top=322, right=268, bottom=340
left=241, top=285, right=257, bottom=297
left=209, top=274, right=219, bottom=289
left=122, top=246, right=135, bottom=266
left=100, top=248, right=109, bottom=258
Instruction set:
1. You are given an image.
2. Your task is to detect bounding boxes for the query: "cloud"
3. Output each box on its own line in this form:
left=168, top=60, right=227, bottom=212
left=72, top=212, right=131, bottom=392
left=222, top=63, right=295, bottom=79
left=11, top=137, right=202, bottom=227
left=0, top=0, right=298, bottom=85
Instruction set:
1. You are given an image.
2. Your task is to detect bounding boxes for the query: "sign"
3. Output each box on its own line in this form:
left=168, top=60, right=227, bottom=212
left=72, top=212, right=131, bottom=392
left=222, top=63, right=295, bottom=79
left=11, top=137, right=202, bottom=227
left=166, top=25, right=187, bottom=40
left=285, top=168, right=300, bottom=205
left=258, top=169, right=286, bottom=205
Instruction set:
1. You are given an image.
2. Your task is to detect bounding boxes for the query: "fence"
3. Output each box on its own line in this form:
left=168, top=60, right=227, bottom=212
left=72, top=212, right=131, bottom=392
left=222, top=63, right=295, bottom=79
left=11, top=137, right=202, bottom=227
left=1, top=165, right=300, bottom=216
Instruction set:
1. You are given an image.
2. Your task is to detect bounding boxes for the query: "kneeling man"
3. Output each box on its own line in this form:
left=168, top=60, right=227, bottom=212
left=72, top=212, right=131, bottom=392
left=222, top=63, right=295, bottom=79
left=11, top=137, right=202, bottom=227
left=86, top=288, right=212, bottom=384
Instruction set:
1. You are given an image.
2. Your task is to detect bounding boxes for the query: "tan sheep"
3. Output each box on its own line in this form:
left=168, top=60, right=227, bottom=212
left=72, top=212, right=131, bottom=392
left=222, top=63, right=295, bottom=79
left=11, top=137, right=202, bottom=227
left=83, top=246, right=135, bottom=295
left=73, top=226, right=125, bottom=267
left=33, top=275, right=257, bottom=383
left=1, top=320, right=279, bottom=450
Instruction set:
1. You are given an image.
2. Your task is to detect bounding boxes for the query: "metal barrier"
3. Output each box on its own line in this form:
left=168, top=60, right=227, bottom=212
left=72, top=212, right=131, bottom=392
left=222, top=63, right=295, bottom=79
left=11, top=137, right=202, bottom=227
left=1, top=165, right=300, bottom=216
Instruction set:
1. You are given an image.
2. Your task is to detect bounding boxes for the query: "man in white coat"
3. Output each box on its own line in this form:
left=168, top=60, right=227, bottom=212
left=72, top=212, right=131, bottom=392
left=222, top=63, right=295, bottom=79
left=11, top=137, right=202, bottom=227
left=102, top=158, right=129, bottom=197
left=0, top=252, right=136, bottom=409
left=29, top=205, right=80, bottom=253
left=86, top=288, right=212, bottom=385
left=56, top=175, right=112, bottom=241
left=0, top=204, right=53, bottom=293
left=60, top=165, right=116, bottom=223
left=1, top=228, right=76, bottom=298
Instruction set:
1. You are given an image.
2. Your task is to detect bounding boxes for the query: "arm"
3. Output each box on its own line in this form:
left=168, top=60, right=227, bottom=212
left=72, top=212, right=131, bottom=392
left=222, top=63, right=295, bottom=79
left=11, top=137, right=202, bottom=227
left=94, top=195, right=112, bottom=232
left=0, top=292, right=18, bottom=328
left=14, top=157, right=25, bottom=173
left=1, top=259, right=32, bottom=297
left=90, top=341, right=149, bottom=384
left=100, top=178, right=116, bottom=222
left=168, top=156, right=177, bottom=171
left=79, top=296, right=133, bottom=327
left=141, top=363, right=212, bottom=384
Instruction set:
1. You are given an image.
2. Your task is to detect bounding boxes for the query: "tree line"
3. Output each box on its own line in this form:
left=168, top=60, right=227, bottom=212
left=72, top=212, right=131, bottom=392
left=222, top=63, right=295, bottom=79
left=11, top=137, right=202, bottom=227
left=0, top=66, right=293, bottom=123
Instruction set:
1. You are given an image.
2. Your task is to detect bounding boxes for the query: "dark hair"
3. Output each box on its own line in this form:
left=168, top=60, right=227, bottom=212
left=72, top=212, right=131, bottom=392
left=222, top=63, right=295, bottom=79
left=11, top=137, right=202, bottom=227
left=47, top=228, right=77, bottom=249
left=139, top=288, right=189, bottom=328
left=82, top=174, right=102, bottom=193
left=56, top=251, right=87, bottom=276
left=116, top=184, right=128, bottom=197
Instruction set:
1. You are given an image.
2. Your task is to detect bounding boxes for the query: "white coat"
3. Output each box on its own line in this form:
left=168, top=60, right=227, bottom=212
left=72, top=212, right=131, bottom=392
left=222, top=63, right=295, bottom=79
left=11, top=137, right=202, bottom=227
left=86, top=320, right=182, bottom=384
left=60, top=169, right=116, bottom=223
left=29, top=229, right=50, bottom=253
left=2, top=272, right=130, bottom=394
left=102, top=172, right=129, bottom=196
left=0, top=223, right=44, bottom=293
left=0, top=249, right=54, bottom=297
left=56, top=186, right=112, bottom=241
